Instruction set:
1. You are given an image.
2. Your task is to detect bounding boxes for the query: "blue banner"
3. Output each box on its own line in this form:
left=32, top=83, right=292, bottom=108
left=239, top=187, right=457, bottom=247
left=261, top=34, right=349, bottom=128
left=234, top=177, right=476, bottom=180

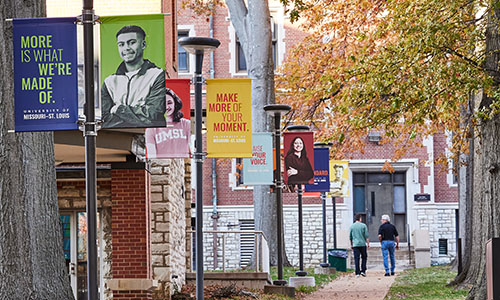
left=305, top=147, right=330, bottom=192
left=13, top=18, right=78, bottom=131
left=243, top=133, right=273, bottom=185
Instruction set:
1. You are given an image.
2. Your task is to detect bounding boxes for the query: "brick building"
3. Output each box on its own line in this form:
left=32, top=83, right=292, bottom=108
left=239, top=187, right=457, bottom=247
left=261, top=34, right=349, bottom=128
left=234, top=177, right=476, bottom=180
left=46, top=0, right=459, bottom=298
left=175, top=0, right=459, bottom=271
left=48, top=1, right=189, bottom=300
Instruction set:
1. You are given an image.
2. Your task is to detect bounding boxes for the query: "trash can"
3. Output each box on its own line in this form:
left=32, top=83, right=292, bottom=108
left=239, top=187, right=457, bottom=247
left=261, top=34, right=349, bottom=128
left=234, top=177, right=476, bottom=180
left=328, top=248, right=347, bottom=272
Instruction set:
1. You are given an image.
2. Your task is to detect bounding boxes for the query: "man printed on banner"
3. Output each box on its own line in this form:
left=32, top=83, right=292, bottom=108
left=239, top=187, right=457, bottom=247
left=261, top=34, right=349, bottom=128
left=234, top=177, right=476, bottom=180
left=101, top=25, right=165, bottom=128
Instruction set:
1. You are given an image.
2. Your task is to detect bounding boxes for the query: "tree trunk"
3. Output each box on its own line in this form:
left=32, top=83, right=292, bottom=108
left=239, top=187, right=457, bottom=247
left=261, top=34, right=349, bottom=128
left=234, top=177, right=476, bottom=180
left=455, top=6, right=500, bottom=300
left=452, top=93, right=475, bottom=284
left=225, top=0, right=290, bottom=265
left=0, top=1, right=74, bottom=299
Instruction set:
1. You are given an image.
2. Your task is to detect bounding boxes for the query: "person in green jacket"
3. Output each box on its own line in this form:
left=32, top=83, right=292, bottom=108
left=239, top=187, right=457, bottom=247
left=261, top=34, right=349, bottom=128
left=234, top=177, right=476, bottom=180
left=349, top=214, right=370, bottom=277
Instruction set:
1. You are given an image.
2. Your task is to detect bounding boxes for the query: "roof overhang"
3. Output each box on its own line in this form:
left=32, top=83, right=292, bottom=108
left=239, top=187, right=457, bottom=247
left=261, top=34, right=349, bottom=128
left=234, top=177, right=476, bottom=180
left=54, top=128, right=144, bottom=164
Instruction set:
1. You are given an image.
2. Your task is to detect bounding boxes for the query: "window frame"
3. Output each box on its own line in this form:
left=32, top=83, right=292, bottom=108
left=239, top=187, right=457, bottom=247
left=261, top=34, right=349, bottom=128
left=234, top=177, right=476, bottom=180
left=177, top=25, right=196, bottom=74
left=177, top=31, right=190, bottom=72
left=229, top=11, right=283, bottom=76
left=230, top=158, right=253, bottom=190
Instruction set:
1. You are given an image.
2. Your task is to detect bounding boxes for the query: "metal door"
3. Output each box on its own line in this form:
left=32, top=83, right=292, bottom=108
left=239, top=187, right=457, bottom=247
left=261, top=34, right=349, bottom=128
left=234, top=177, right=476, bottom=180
left=366, top=184, right=393, bottom=242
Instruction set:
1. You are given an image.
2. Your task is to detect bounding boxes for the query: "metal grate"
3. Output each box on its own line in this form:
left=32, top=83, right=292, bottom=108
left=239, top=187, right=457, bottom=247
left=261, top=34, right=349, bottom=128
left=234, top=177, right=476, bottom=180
left=439, top=239, right=448, bottom=255
left=239, top=219, right=255, bottom=267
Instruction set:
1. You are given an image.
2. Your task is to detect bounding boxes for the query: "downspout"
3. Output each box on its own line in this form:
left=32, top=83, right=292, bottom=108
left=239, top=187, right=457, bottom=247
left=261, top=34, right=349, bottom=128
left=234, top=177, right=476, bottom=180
left=209, top=9, right=220, bottom=271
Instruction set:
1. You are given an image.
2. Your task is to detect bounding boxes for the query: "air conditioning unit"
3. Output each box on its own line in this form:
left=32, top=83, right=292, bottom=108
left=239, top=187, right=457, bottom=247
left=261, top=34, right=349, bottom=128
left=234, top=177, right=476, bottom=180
left=368, top=131, right=381, bottom=144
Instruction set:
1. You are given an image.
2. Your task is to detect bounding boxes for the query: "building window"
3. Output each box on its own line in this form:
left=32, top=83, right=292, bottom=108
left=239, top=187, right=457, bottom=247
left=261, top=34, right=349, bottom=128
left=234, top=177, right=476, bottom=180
left=178, top=31, right=189, bottom=72
left=230, top=158, right=252, bottom=190
left=235, top=158, right=244, bottom=186
left=439, top=239, right=448, bottom=255
left=235, top=16, right=278, bottom=73
left=270, top=16, right=277, bottom=69
left=452, top=157, right=458, bottom=185
left=236, top=36, right=247, bottom=72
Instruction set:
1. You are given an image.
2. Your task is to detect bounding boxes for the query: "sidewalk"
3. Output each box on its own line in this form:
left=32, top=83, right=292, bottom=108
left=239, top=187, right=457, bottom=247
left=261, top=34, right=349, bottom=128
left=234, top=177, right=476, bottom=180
left=302, top=269, right=396, bottom=300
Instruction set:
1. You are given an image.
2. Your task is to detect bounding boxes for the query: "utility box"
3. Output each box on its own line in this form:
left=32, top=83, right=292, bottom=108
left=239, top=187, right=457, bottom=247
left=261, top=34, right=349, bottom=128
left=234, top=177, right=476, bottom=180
left=486, top=238, right=500, bottom=300
left=412, top=229, right=430, bottom=268
left=328, top=249, right=347, bottom=272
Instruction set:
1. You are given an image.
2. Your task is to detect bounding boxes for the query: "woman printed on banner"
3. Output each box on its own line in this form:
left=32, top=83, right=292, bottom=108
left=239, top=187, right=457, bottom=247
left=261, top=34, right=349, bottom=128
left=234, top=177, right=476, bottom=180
left=145, top=88, right=191, bottom=158
left=285, top=136, right=314, bottom=185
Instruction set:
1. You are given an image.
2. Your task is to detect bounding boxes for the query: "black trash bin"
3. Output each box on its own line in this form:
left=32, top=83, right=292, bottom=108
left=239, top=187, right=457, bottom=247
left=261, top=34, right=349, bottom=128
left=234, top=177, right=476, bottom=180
left=328, top=248, right=347, bottom=272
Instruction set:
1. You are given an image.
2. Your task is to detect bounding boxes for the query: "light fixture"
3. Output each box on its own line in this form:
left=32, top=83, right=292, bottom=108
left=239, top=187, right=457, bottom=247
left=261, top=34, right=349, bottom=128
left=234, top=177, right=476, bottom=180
left=179, top=36, right=220, bottom=300
left=286, top=124, right=310, bottom=277
left=263, top=104, right=291, bottom=286
left=314, top=142, right=333, bottom=268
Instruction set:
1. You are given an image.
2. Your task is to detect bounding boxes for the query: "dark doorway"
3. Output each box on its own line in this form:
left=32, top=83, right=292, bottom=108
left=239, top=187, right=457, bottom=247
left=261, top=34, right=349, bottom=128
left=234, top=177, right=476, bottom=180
left=352, top=172, right=407, bottom=242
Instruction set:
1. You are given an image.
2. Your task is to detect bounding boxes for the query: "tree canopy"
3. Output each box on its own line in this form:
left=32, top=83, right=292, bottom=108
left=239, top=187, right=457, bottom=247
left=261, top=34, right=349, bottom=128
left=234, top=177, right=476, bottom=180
left=277, top=0, right=496, bottom=162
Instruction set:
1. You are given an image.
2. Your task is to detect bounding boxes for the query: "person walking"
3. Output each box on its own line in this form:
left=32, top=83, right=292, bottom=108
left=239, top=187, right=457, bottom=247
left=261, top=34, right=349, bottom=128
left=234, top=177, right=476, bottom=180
left=349, top=214, right=370, bottom=277
left=378, top=214, right=399, bottom=276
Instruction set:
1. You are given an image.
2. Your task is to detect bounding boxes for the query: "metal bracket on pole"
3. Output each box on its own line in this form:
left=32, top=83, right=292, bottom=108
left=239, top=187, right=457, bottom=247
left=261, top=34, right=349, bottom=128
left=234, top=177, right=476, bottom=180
left=193, top=152, right=206, bottom=163
left=78, top=116, right=101, bottom=137
left=76, top=10, right=99, bottom=24
left=190, top=74, right=207, bottom=85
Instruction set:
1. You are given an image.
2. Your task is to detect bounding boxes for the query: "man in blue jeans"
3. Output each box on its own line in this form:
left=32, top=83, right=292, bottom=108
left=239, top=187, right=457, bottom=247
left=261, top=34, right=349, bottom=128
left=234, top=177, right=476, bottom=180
left=349, top=214, right=370, bottom=277
left=378, top=214, right=399, bottom=276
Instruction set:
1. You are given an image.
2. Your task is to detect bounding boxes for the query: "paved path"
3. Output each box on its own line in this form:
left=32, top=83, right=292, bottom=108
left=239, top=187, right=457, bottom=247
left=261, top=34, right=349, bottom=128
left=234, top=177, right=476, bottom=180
left=303, top=270, right=396, bottom=300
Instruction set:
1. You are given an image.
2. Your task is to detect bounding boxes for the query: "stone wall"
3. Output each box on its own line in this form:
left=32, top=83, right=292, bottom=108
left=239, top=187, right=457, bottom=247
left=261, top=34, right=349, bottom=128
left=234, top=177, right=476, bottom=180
left=184, top=159, right=193, bottom=273
left=199, top=203, right=456, bottom=269
left=416, top=205, right=457, bottom=264
left=150, top=159, right=188, bottom=297
left=283, top=206, right=344, bottom=267
left=57, top=177, right=113, bottom=300
left=199, top=205, right=345, bottom=270
left=201, top=208, right=254, bottom=271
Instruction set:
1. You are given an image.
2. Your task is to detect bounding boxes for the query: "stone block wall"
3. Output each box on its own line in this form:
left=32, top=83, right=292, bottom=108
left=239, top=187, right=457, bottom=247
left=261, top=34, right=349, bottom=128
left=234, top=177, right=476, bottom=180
left=198, top=205, right=345, bottom=270
left=198, top=203, right=457, bottom=269
left=184, top=159, right=192, bottom=273
left=57, top=177, right=113, bottom=300
left=201, top=208, right=254, bottom=271
left=283, top=205, right=345, bottom=267
left=416, top=205, right=457, bottom=264
left=150, top=159, right=188, bottom=297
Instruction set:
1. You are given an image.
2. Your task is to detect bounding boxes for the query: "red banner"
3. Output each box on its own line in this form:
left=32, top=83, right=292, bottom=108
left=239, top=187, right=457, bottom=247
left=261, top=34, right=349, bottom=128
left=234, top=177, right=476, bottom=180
left=283, top=131, right=315, bottom=185
left=145, top=79, right=191, bottom=158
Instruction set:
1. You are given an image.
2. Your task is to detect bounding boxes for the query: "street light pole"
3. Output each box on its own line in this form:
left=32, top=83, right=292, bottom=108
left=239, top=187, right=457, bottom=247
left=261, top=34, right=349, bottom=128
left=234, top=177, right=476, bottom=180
left=285, top=124, right=310, bottom=277
left=264, top=104, right=291, bottom=286
left=179, top=37, right=220, bottom=300
left=81, top=1, right=98, bottom=299
left=320, top=192, right=329, bottom=267
left=313, top=142, right=332, bottom=268
left=296, top=184, right=306, bottom=276
left=333, top=196, right=337, bottom=249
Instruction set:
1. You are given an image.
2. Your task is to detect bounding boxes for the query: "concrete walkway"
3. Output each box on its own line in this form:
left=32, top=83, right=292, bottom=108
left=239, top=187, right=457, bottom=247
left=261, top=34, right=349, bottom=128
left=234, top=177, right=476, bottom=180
left=302, top=269, right=396, bottom=300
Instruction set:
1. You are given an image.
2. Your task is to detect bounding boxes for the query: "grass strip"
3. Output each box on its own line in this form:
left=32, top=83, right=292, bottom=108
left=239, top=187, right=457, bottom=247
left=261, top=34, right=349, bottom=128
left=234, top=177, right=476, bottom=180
left=386, top=265, right=469, bottom=300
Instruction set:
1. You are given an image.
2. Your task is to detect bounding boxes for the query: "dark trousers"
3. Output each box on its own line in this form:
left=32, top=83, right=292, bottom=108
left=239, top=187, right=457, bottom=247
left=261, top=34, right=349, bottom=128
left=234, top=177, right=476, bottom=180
left=353, top=246, right=368, bottom=275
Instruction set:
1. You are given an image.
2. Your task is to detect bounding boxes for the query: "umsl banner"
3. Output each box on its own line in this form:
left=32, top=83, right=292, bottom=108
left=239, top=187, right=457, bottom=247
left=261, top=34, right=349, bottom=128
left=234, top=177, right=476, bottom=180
left=329, top=160, right=349, bottom=197
left=305, top=147, right=330, bottom=192
left=100, top=14, right=166, bottom=129
left=243, top=133, right=273, bottom=185
left=206, top=78, right=252, bottom=158
left=283, top=131, right=314, bottom=185
left=13, top=18, right=78, bottom=131
left=145, top=79, right=191, bottom=158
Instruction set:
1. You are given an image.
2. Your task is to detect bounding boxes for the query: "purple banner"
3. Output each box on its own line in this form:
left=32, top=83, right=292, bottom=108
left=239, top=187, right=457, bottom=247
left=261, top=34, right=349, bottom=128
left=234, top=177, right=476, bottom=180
left=13, top=18, right=78, bottom=131
left=305, top=147, right=330, bottom=192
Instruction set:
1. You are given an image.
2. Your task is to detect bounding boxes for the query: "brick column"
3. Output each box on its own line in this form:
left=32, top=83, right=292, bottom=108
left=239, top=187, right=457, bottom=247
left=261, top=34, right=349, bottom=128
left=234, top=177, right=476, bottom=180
left=109, top=168, right=156, bottom=300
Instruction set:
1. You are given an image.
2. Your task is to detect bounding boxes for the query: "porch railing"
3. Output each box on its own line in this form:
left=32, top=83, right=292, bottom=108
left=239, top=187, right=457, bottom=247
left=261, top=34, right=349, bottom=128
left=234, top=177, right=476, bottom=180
left=190, top=230, right=270, bottom=274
